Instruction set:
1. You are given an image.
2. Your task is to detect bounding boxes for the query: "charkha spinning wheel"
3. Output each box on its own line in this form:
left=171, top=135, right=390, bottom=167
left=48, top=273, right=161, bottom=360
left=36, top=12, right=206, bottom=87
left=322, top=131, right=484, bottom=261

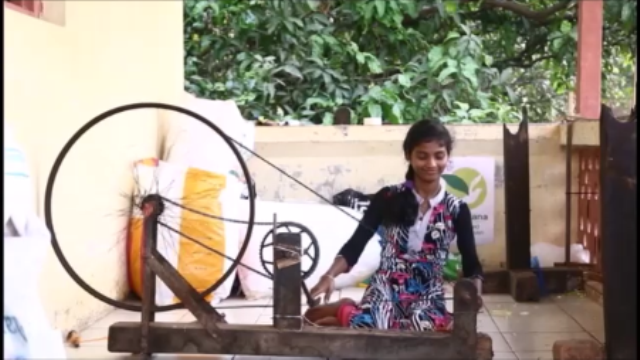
left=43, top=102, right=320, bottom=312
left=43, top=102, right=489, bottom=360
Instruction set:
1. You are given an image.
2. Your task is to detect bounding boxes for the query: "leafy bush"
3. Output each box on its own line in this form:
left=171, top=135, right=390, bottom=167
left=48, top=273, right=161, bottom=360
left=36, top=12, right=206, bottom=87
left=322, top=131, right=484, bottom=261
left=185, top=0, right=636, bottom=124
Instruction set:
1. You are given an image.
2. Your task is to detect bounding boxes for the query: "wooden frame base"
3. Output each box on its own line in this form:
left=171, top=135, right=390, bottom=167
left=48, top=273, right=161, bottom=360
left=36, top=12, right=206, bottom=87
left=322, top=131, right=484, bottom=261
left=109, top=323, right=493, bottom=359
left=108, top=209, right=491, bottom=359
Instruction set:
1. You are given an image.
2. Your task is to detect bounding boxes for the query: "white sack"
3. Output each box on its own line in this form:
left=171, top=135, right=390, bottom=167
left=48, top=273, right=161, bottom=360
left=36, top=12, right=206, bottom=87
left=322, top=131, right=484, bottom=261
left=5, top=214, right=67, bottom=359
left=530, top=242, right=591, bottom=268
left=237, top=200, right=382, bottom=300
left=164, top=97, right=256, bottom=179
left=4, top=123, right=34, bottom=233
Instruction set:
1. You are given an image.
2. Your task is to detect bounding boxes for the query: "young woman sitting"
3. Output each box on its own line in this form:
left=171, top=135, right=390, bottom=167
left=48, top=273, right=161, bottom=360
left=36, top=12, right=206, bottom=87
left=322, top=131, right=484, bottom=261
left=306, top=119, right=483, bottom=331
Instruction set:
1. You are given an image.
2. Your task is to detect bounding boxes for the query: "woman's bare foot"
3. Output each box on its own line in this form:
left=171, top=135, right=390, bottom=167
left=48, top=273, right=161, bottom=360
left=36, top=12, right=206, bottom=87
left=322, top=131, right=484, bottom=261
left=304, top=298, right=356, bottom=325
left=313, top=316, right=341, bottom=326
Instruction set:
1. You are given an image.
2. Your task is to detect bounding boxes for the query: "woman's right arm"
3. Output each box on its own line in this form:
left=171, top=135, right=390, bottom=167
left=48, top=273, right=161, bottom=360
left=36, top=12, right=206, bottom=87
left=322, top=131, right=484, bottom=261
left=321, top=187, right=387, bottom=278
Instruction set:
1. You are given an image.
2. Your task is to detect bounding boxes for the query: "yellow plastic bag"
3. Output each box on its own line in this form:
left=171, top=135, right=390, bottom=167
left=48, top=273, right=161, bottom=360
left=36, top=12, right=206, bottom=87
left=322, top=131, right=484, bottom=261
left=127, top=158, right=242, bottom=305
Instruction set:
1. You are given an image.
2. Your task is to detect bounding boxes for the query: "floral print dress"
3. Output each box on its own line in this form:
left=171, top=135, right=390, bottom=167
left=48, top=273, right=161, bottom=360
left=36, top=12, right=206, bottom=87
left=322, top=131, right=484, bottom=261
left=337, top=180, right=483, bottom=331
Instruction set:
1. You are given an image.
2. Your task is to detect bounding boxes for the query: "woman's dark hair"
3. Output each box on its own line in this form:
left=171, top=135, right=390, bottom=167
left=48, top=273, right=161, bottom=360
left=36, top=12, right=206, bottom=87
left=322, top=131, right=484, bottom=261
left=382, top=119, right=453, bottom=227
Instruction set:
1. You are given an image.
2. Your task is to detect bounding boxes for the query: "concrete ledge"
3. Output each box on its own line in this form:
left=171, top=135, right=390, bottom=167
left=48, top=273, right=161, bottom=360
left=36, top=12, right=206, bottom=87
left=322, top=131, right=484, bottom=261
left=559, top=122, right=599, bottom=147
left=255, top=123, right=561, bottom=144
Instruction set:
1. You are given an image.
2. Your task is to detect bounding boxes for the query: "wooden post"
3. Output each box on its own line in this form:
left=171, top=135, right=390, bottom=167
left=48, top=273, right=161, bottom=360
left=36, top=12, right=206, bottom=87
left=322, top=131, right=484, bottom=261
left=575, top=0, right=604, bottom=120
left=136, top=195, right=224, bottom=355
left=273, top=230, right=302, bottom=329
left=140, top=204, right=159, bottom=358
left=452, top=279, right=479, bottom=359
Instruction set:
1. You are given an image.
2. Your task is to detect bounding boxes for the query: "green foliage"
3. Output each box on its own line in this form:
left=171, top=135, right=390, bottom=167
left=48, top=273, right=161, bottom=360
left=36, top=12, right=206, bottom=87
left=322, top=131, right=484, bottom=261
left=184, top=0, right=637, bottom=124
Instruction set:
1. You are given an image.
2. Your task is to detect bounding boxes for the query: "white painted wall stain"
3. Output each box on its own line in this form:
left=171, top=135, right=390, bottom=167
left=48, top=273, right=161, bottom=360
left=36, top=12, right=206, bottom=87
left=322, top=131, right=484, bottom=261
left=249, top=123, right=578, bottom=269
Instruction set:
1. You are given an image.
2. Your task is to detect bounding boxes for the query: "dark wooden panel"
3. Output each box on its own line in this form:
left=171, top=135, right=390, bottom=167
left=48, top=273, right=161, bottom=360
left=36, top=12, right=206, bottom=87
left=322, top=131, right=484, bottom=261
left=503, top=110, right=531, bottom=270
left=599, top=104, right=637, bottom=360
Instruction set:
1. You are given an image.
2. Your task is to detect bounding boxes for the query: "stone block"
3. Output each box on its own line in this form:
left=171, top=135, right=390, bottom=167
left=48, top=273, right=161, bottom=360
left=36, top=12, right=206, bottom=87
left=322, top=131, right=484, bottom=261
left=476, top=332, right=494, bottom=360
left=552, top=339, right=604, bottom=360
left=542, top=267, right=585, bottom=293
left=509, top=270, right=540, bottom=302
left=482, top=269, right=509, bottom=294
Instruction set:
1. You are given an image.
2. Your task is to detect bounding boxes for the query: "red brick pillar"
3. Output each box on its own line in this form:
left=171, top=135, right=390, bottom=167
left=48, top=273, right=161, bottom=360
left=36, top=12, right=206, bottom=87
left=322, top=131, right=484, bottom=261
left=575, top=0, right=604, bottom=120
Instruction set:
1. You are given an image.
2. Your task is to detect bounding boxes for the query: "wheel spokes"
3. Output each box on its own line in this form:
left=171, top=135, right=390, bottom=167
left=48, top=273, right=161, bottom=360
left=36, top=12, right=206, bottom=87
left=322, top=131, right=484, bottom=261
left=259, top=222, right=320, bottom=281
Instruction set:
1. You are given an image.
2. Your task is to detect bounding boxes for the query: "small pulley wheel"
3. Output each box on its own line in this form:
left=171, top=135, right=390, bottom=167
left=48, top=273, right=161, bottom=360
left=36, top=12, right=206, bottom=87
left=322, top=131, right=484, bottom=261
left=259, top=222, right=320, bottom=280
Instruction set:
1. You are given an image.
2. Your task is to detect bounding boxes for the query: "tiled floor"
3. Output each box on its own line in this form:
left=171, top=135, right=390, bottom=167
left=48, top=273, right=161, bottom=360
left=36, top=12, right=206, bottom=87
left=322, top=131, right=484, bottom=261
left=67, top=288, right=603, bottom=360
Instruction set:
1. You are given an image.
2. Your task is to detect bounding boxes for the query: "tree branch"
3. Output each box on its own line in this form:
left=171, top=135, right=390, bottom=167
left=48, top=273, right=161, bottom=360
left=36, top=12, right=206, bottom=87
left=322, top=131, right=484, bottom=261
left=480, top=0, right=574, bottom=22
left=493, top=38, right=544, bottom=69
left=511, top=55, right=555, bottom=69
left=403, top=0, right=575, bottom=26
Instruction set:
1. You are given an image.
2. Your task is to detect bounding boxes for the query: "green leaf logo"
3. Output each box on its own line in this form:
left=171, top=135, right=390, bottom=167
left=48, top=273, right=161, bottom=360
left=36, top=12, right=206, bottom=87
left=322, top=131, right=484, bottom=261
left=442, top=174, right=469, bottom=195
left=443, top=167, right=488, bottom=209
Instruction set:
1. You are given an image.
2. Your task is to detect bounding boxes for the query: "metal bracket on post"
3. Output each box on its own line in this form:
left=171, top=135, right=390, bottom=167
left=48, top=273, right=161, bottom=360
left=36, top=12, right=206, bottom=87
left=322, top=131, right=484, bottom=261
left=563, top=121, right=575, bottom=265
left=272, top=214, right=303, bottom=330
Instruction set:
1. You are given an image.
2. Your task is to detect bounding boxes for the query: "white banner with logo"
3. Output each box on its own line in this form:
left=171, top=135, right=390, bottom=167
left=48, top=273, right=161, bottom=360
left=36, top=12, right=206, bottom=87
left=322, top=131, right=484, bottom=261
left=444, top=157, right=495, bottom=245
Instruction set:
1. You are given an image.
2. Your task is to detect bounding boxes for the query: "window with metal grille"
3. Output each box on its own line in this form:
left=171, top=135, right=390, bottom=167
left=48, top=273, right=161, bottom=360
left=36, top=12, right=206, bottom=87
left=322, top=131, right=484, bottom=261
left=5, top=0, right=43, bottom=17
